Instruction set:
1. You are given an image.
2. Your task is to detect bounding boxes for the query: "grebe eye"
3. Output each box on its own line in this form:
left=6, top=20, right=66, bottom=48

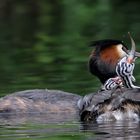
left=122, top=46, right=128, bottom=53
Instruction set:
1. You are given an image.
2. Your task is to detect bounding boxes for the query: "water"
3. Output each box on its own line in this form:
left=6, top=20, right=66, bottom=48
left=81, top=121, right=140, bottom=140
left=1, top=0, right=140, bottom=139
left=0, top=118, right=140, bottom=140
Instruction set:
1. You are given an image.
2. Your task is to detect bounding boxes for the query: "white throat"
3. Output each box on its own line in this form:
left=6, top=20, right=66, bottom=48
left=116, top=44, right=127, bottom=58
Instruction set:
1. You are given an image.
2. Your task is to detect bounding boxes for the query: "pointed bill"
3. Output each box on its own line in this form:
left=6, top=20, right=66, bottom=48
left=127, top=32, right=136, bottom=63
left=126, top=32, right=140, bottom=58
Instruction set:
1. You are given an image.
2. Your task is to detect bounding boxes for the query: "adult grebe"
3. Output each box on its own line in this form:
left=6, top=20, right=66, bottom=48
left=89, top=35, right=140, bottom=84
left=78, top=34, right=140, bottom=122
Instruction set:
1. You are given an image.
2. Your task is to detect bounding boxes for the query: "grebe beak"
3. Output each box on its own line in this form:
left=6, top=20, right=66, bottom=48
left=127, top=32, right=137, bottom=63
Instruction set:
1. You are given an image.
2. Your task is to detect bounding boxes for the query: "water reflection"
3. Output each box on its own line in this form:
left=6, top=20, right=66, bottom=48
left=0, top=112, right=79, bottom=125
left=81, top=121, right=140, bottom=140
left=0, top=113, right=140, bottom=140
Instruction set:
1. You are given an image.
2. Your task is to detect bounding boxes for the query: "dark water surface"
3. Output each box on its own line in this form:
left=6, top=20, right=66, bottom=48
left=0, top=117, right=140, bottom=140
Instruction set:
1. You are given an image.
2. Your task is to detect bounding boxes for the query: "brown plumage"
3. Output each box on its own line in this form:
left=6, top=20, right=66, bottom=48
left=89, top=39, right=128, bottom=84
left=78, top=88, right=140, bottom=122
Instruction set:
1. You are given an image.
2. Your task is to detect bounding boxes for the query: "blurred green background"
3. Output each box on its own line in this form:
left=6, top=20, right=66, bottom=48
left=1, top=0, right=140, bottom=96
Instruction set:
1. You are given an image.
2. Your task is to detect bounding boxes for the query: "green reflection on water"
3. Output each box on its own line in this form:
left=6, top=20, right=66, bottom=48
left=0, top=123, right=96, bottom=140
left=1, top=0, right=140, bottom=96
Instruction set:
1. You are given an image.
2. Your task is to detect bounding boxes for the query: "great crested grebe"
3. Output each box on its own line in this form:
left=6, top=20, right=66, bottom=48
left=78, top=34, right=140, bottom=122
left=0, top=34, right=140, bottom=124
left=89, top=35, right=140, bottom=84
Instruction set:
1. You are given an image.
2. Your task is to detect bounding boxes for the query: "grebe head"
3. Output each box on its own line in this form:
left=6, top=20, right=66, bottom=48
left=89, top=35, right=140, bottom=84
